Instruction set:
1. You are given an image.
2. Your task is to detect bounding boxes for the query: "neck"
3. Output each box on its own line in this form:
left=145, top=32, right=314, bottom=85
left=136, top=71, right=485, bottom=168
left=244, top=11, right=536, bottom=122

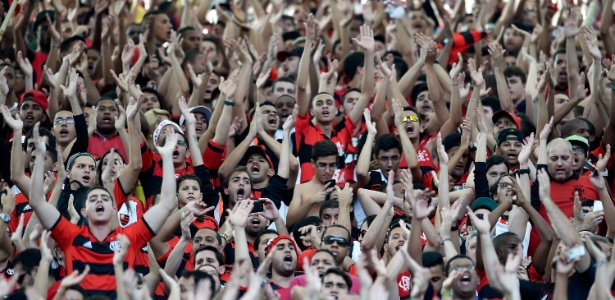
left=88, top=222, right=113, bottom=242
left=347, top=76, right=361, bottom=89
left=253, top=179, right=268, bottom=190
left=453, top=293, right=476, bottom=300
left=96, top=129, right=117, bottom=138
left=315, top=121, right=333, bottom=137
left=271, top=271, right=293, bottom=288
left=246, top=234, right=256, bottom=244
left=266, top=129, right=276, bottom=137
left=174, top=162, right=187, bottom=171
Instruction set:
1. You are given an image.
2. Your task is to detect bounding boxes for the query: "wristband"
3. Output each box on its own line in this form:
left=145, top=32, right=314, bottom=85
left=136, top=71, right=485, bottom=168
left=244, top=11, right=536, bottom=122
left=517, top=168, right=530, bottom=175
left=450, top=222, right=459, bottom=232
left=441, top=289, right=453, bottom=297
left=220, top=233, right=231, bottom=244
left=223, top=100, right=235, bottom=106
left=470, top=98, right=479, bottom=103
left=440, top=237, right=452, bottom=246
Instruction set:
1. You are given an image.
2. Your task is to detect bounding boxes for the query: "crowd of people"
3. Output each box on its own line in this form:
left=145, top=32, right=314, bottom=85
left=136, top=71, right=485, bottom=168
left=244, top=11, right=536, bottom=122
left=0, top=0, right=612, bottom=299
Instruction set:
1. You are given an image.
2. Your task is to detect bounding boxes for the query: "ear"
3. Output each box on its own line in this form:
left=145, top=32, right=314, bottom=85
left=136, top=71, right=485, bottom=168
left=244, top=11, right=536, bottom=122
left=267, top=168, right=275, bottom=177
left=81, top=207, right=87, bottom=218
left=197, top=192, right=203, bottom=202
left=219, top=265, right=226, bottom=274
left=310, top=108, right=315, bottom=117
left=223, top=188, right=229, bottom=195
left=52, top=162, right=58, bottom=172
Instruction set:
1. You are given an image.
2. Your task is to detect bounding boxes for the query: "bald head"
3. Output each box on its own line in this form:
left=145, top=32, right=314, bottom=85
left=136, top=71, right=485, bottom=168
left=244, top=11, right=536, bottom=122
left=547, top=138, right=573, bottom=181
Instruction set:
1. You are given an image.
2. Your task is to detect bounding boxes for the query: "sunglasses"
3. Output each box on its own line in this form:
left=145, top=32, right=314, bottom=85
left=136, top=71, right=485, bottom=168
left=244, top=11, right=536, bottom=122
left=322, top=236, right=350, bottom=247
left=402, top=115, right=419, bottom=123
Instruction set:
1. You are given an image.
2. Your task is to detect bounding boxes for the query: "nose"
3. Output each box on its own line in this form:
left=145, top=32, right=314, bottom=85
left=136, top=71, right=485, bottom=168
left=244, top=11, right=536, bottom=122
left=331, top=219, right=337, bottom=225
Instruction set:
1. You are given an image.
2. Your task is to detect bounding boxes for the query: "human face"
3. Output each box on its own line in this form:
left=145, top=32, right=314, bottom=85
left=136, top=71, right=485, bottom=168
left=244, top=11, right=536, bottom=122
left=179, top=276, right=195, bottom=300
left=466, top=236, right=477, bottom=263
left=387, top=226, right=407, bottom=257
left=140, top=92, right=160, bottom=112
left=82, top=188, right=116, bottom=224
left=342, top=91, right=360, bottom=116
left=95, top=99, right=119, bottom=133
left=153, top=14, right=172, bottom=43
left=482, top=106, right=495, bottom=127
left=376, top=148, right=401, bottom=174
left=506, top=76, right=525, bottom=102
left=554, top=53, right=567, bottom=85
left=261, top=105, right=279, bottom=133
left=63, top=289, right=84, bottom=300
left=177, top=179, right=202, bottom=206
left=20, top=101, right=46, bottom=129
left=245, top=210, right=269, bottom=237
left=126, top=24, right=142, bottom=41
left=504, top=56, right=516, bottom=67
left=53, top=111, right=76, bottom=146
left=274, top=96, right=296, bottom=125
left=101, top=152, right=124, bottom=181
left=195, top=250, right=222, bottom=272
left=321, top=273, right=349, bottom=299
left=517, top=265, right=529, bottom=280
left=401, top=110, right=421, bottom=139
left=446, top=146, right=469, bottom=179
left=36, top=23, right=51, bottom=48
left=311, top=251, right=336, bottom=276
left=571, top=144, right=587, bottom=172
left=321, top=208, right=339, bottom=226
left=86, top=49, right=99, bottom=74
left=548, top=141, right=573, bottom=181
left=498, top=138, right=522, bottom=167
left=494, top=117, right=517, bottom=138
left=29, top=151, right=56, bottom=176
left=278, top=56, right=300, bottom=78
left=448, top=257, right=478, bottom=297
left=197, top=265, right=221, bottom=292
left=273, top=81, right=296, bottom=99
left=503, top=28, right=523, bottom=53
left=201, top=41, right=218, bottom=63
left=415, top=91, right=433, bottom=114
left=224, top=171, right=252, bottom=205
left=567, top=122, right=591, bottom=140
left=271, top=240, right=297, bottom=277
left=358, top=221, right=369, bottom=244
left=181, top=29, right=200, bottom=52
left=247, top=154, right=272, bottom=184
left=312, top=155, right=337, bottom=183
left=554, top=94, right=573, bottom=122
left=486, top=163, right=509, bottom=188
left=193, top=229, right=221, bottom=252
left=496, top=236, right=521, bottom=264
left=408, top=11, right=427, bottom=33
left=428, top=265, right=445, bottom=292
left=322, top=227, right=350, bottom=264
left=311, top=94, right=337, bottom=123
left=26, top=135, right=49, bottom=170
left=255, top=233, right=278, bottom=262
left=193, top=112, right=208, bottom=138
left=170, top=135, right=189, bottom=167
left=281, top=18, right=296, bottom=32
left=204, top=73, right=219, bottom=101
left=68, top=156, right=96, bottom=187
left=83, top=106, right=94, bottom=127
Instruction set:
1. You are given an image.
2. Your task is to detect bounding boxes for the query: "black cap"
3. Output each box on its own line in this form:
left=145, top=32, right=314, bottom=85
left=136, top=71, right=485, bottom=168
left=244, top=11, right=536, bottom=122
left=240, top=146, right=274, bottom=169
left=282, top=31, right=301, bottom=42
left=442, top=132, right=462, bottom=152
left=277, top=47, right=304, bottom=62
left=34, top=10, right=55, bottom=31
left=497, top=128, right=524, bottom=146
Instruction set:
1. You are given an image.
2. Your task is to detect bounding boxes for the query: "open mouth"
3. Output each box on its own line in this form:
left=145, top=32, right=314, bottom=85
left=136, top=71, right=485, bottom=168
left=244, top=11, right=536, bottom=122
left=102, top=116, right=112, bottom=124
left=283, top=254, right=293, bottom=264
left=59, top=129, right=69, bottom=138
left=251, top=218, right=261, bottom=228
left=96, top=205, right=104, bottom=213
left=506, top=152, right=517, bottom=161
left=82, top=175, right=91, bottom=183
left=405, top=123, right=415, bottom=135
left=237, top=188, right=245, bottom=200
left=25, top=115, right=34, bottom=121
left=559, top=72, right=567, bottom=80
left=251, top=164, right=261, bottom=174
left=195, top=125, right=203, bottom=133
left=460, top=273, right=472, bottom=284
left=322, top=110, right=330, bottom=118
left=173, top=150, right=179, bottom=159
left=267, top=116, right=277, bottom=126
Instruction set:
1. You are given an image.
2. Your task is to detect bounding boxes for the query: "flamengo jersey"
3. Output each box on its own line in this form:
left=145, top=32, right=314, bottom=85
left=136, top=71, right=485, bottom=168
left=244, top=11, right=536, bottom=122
left=50, top=216, right=155, bottom=298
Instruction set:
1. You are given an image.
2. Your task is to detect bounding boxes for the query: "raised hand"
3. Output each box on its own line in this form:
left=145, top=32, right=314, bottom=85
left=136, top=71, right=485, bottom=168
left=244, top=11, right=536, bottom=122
left=219, top=71, right=240, bottom=99
left=183, top=200, right=214, bottom=216
left=114, top=103, right=127, bottom=131
left=436, top=132, right=449, bottom=164
left=283, top=104, right=299, bottom=131
left=179, top=97, right=195, bottom=125
left=335, top=182, right=353, bottom=208
left=156, top=128, right=178, bottom=157
left=413, top=189, right=435, bottom=219
left=537, top=169, right=552, bottom=202
left=518, top=132, right=535, bottom=165
left=352, top=24, right=375, bottom=53
left=564, top=9, right=580, bottom=38
left=260, top=198, right=280, bottom=221
left=364, top=109, right=376, bottom=135
left=125, top=96, right=142, bottom=121
left=392, top=98, right=404, bottom=129
left=539, top=117, right=554, bottom=141
left=180, top=210, right=196, bottom=240
left=60, top=68, right=79, bottom=100
left=467, top=206, right=490, bottom=234
left=0, top=67, right=9, bottom=97
left=228, top=200, right=254, bottom=228
left=121, top=39, right=136, bottom=67
left=68, top=194, right=79, bottom=222
left=60, top=265, right=91, bottom=288
left=468, top=58, right=484, bottom=86
left=113, top=234, right=131, bottom=265
left=310, top=182, right=334, bottom=205
left=16, top=51, right=32, bottom=79
left=0, top=105, right=22, bottom=132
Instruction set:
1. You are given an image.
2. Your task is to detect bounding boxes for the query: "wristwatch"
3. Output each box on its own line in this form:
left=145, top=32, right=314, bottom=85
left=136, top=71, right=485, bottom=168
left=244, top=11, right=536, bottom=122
left=0, top=214, right=10, bottom=224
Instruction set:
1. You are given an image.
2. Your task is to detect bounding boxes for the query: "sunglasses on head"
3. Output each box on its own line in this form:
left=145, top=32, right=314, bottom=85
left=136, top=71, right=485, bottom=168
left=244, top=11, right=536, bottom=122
left=322, top=235, right=349, bottom=247
left=402, top=115, right=419, bottom=123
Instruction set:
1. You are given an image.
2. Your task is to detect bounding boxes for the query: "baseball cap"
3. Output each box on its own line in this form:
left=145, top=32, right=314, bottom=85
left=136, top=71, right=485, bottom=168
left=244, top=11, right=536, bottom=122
left=497, top=128, right=524, bottom=146
left=179, top=106, right=212, bottom=126
left=20, top=90, right=48, bottom=111
left=282, top=31, right=301, bottom=42
left=152, top=120, right=184, bottom=146
left=492, top=110, right=521, bottom=129
left=240, top=146, right=274, bottom=169
left=277, top=47, right=304, bottom=62
left=566, top=135, right=589, bottom=153
left=470, top=197, right=498, bottom=212
left=34, top=10, right=55, bottom=31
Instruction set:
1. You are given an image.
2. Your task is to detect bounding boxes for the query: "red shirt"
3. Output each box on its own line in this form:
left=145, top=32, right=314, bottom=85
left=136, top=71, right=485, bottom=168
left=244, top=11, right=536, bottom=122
left=32, top=51, right=48, bottom=88
left=88, top=131, right=127, bottom=159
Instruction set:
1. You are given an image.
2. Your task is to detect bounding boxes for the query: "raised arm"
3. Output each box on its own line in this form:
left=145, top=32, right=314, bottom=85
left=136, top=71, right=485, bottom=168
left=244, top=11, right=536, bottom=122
left=6, top=104, right=29, bottom=195
left=218, top=105, right=260, bottom=180
left=564, top=10, right=580, bottom=96
left=355, top=110, right=377, bottom=189
left=117, top=95, right=144, bottom=194
left=490, top=42, right=514, bottom=113
left=361, top=171, right=396, bottom=253
left=143, top=128, right=179, bottom=233
left=297, top=15, right=316, bottom=117
left=348, top=24, right=375, bottom=125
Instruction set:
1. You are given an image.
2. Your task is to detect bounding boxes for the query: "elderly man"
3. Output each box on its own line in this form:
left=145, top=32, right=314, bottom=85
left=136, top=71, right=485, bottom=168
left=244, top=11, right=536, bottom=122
left=528, top=120, right=600, bottom=255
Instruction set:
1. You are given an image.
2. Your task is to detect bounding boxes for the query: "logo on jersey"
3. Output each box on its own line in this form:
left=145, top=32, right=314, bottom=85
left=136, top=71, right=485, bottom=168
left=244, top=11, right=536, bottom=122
left=6, top=268, right=14, bottom=276
left=109, top=240, right=121, bottom=251
left=82, top=241, right=92, bottom=249
left=398, top=274, right=411, bottom=291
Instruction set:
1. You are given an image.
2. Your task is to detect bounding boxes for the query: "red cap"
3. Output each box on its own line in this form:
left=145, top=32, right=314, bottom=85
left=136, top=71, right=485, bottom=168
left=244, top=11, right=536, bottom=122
left=20, top=90, right=48, bottom=111
left=492, top=110, right=521, bottom=129
left=448, top=31, right=488, bottom=66
left=266, top=235, right=300, bottom=269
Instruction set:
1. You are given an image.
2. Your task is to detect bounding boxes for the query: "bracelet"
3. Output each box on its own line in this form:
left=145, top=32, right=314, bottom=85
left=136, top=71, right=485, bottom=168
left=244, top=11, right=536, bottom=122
left=223, top=100, right=235, bottom=106
left=440, top=237, right=452, bottom=246
left=517, top=168, right=530, bottom=175
left=450, top=222, right=459, bottom=231
left=470, top=98, right=479, bottom=103
left=220, top=233, right=231, bottom=244
left=441, top=289, right=453, bottom=297
left=595, top=260, right=607, bottom=268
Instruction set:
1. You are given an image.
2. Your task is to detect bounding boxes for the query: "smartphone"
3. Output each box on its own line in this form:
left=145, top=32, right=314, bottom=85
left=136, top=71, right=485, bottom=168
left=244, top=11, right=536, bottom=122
left=250, top=198, right=263, bottom=214
left=567, top=244, right=586, bottom=261
left=584, top=161, right=599, bottom=174
left=325, top=179, right=336, bottom=188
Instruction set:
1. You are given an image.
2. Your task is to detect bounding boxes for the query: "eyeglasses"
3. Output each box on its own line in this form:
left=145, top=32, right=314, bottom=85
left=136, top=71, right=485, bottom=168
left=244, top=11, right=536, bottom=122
left=176, top=140, right=187, bottom=147
left=401, top=115, right=419, bottom=123
left=316, top=162, right=337, bottom=171
left=54, top=117, right=75, bottom=125
left=322, top=236, right=349, bottom=247
left=379, top=156, right=401, bottom=164
left=452, top=264, right=475, bottom=272
left=572, top=147, right=585, bottom=154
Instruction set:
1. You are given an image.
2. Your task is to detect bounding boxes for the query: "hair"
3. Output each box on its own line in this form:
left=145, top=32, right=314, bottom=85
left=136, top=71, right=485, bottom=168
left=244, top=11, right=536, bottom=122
left=466, top=230, right=478, bottom=245
left=272, top=76, right=295, bottom=89
left=313, top=249, right=339, bottom=266
left=201, top=37, right=220, bottom=52
left=493, top=232, right=521, bottom=254
left=341, top=88, right=361, bottom=104
left=362, top=215, right=377, bottom=228
left=81, top=186, right=112, bottom=208
left=553, top=48, right=567, bottom=60
left=161, top=132, right=188, bottom=149
left=24, top=127, right=56, bottom=152
left=312, top=140, right=338, bottom=162
left=319, top=200, right=339, bottom=218
left=194, top=245, right=224, bottom=267
left=141, top=87, right=163, bottom=103
left=322, top=268, right=352, bottom=290
left=422, top=251, right=444, bottom=269
left=373, top=134, right=402, bottom=158
left=546, top=138, right=573, bottom=156
left=66, top=284, right=86, bottom=297
left=178, top=26, right=196, bottom=36
left=59, top=35, right=86, bottom=54
left=322, top=224, right=351, bottom=241
left=291, top=216, right=323, bottom=250
left=96, top=149, right=126, bottom=186
left=481, top=97, right=502, bottom=113
left=516, top=113, right=536, bottom=138
left=410, top=83, right=429, bottom=105
left=180, top=270, right=216, bottom=296
left=177, top=174, right=202, bottom=192
left=392, top=57, right=409, bottom=80
left=581, top=200, right=595, bottom=208
left=94, top=97, right=119, bottom=109
left=560, top=118, right=595, bottom=138
left=13, top=249, right=41, bottom=273
left=445, top=255, right=474, bottom=276
left=343, top=52, right=365, bottom=81
left=223, top=166, right=253, bottom=188
left=484, top=74, right=498, bottom=98
left=182, top=50, right=204, bottom=69
left=503, top=66, right=527, bottom=84
left=486, top=155, right=510, bottom=172
left=489, top=173, right=515, bottom=198
left=254, top=229, right=279, bottom=252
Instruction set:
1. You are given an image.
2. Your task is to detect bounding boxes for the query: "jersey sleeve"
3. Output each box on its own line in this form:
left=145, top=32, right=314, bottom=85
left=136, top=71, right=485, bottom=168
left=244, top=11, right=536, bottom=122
left=50, top=216, right=81, bottom=250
